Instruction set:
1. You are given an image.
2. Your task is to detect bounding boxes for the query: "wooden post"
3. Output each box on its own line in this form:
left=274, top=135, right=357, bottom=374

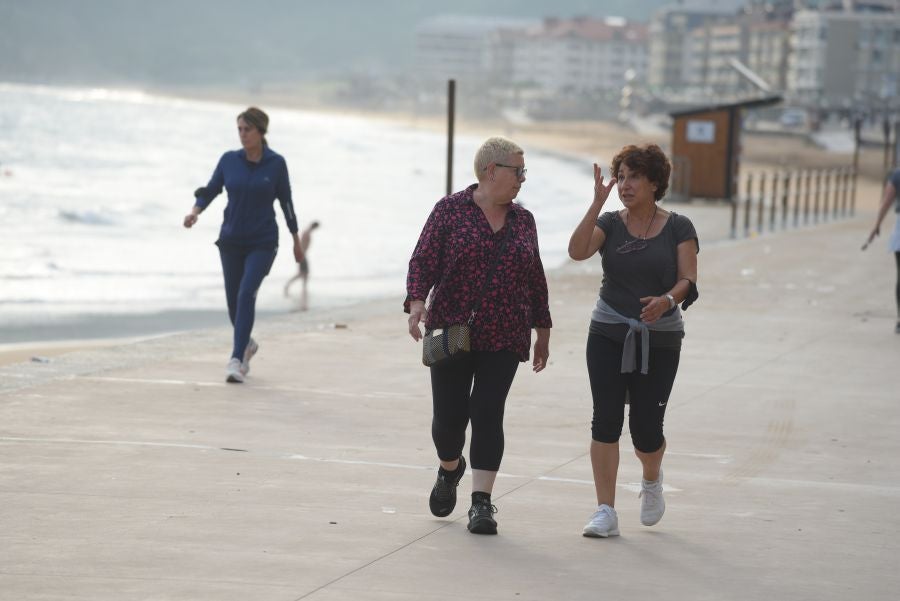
left=793, top=169, right=802, bottom=228
left=446, top=79, right=456, bottom=197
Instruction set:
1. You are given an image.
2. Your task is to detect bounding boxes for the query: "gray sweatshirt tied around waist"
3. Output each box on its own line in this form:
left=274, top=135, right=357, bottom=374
left=591, top=297, right=684, bottom=374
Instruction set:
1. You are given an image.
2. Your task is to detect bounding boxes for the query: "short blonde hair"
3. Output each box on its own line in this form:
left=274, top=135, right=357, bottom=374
left=474, top=136, right=524, bottom=179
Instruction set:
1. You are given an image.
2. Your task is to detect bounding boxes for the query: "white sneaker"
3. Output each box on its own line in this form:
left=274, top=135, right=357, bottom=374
left=241, top=338, right=258, bottom=375
left=582, top=504, right=620, bottom=538
left=639, top=470, right=665, bottom=526
left=225, top=358, right=244, bottom=383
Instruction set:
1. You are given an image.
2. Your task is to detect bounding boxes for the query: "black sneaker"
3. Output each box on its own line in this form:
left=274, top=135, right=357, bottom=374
left=429, top=456, right=466, bottom=517
left=467, top=499, right=498, bottom=535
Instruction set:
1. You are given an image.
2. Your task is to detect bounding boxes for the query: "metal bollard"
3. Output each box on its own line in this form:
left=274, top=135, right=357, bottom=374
left=781, top=171, right=791, bottom=230
left=757, top=172, right=767, bottom=234
left=743, top=172, right=754, bottom=237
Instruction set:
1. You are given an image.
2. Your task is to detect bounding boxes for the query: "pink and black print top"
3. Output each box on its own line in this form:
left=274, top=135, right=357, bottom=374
left=404, top=184, right=552, bottom=361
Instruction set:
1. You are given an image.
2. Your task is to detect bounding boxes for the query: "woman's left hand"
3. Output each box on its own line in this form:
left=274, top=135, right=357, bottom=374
left=639, top=295, right=670, bottom=324
left=532, top=328, right=550, bottom=372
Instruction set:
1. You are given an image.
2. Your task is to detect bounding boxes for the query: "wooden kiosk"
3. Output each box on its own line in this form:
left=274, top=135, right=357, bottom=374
left=669, top=96, right=781, bottom=202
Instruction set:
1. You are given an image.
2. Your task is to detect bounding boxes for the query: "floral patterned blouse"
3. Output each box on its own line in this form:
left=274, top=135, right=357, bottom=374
left=404, top=184, right=552, bottom=361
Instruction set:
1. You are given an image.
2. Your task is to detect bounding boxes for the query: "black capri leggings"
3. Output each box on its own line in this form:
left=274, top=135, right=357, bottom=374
left=430, top=350, right=520, bottom=471
left=586, top=331, right=680, bottom=453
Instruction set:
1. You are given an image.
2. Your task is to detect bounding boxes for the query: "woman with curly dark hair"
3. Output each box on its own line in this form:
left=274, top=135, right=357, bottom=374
left=567, top=143, right=699, bottom=538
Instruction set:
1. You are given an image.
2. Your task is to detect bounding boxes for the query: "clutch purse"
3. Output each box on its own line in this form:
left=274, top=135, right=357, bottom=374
left=422, top=322, right=471, bottom=367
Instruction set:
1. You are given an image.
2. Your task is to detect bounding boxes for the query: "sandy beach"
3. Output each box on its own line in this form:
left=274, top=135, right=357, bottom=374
left=1, top=87, right=890, bottom=368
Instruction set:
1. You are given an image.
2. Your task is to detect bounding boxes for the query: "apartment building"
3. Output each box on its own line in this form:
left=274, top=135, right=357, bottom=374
left=647, top=3, right=739, bottom=90
left=415, top=14, right=647, bottom=95
left=746, top=20, right=791, bottom=92
left=503, top=17, right=649, bottom=93
left=787, top=7, right=900, bottom=108
left=414, top=15, right=538, bottom=83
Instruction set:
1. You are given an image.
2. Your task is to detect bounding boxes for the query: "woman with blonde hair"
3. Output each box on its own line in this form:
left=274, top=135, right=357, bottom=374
left=405, top=136, right=552, bottom=535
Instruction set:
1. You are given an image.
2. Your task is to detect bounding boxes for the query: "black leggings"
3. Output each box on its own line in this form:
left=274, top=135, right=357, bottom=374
left=586, top=332, right=680, bottom=453
left=430, top=350, right=520, bottom=471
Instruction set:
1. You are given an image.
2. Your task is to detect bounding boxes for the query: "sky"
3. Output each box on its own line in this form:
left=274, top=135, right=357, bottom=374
left=0, top=0, right=745, bottom=87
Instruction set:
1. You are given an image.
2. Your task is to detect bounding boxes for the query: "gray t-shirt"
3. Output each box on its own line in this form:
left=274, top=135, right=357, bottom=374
left=590, top=210, right=699, bottom=347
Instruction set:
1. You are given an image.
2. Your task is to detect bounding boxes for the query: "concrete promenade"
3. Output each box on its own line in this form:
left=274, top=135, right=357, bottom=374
left=1, top=209, right=898, bottom=600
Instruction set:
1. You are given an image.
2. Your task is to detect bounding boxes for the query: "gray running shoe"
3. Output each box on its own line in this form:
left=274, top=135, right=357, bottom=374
left=241, top=338, right=259, bottom=375
left=639, top=470, right=665, bottom=526
left=225, top=358, right=244, bottom=383
left=583, top=504, right=620, bottom=538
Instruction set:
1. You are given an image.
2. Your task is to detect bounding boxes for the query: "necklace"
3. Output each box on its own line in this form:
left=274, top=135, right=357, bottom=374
left=617, top=204, right=658, bottom=254
left=626, top=204, right=657, bottom=240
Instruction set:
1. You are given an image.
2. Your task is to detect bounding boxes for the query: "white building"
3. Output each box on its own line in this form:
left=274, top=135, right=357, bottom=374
left=787, top=7, right=900, bottom=109
left=503, top=17, right=648, bottom=93
left=647, top=2, right=741, bottom=90
left=746, top=20, right=791, bottom=92
left=414, top=15, right=539, bottom=83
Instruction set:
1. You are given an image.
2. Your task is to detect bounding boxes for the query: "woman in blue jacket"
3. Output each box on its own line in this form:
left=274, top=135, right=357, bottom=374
left=184, top=107, right=303, bottom=383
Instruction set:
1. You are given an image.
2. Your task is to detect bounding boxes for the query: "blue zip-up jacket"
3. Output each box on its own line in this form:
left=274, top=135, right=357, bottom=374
left=194, top=146, right=298, bottom=247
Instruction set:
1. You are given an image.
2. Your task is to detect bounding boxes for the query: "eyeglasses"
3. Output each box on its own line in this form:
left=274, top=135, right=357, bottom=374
left=493, top=163, right=527, bottom=179
left=615, top=238, right=648, bottom=254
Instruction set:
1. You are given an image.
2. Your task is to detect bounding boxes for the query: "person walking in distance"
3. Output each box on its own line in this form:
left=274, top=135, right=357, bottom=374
left=863, top=168, right=900, bottom=333
left=284, top=221, right=320, bottom=310
left=184, top=107, right=303, bottom=383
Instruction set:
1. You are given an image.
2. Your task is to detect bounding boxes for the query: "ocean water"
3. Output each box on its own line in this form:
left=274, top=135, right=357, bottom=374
left=0, top=83, right=621, bottom=341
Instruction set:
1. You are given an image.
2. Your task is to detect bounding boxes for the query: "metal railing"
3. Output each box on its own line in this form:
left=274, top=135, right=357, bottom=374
left=729, top=166, right=856, bottom=238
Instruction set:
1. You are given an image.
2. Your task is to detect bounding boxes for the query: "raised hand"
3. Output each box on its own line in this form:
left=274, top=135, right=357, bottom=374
left=593, top=163, right=616, bottom=206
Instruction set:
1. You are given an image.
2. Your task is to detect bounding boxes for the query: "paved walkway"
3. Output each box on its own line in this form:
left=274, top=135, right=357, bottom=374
left=1, top=210, right=898, bottom=600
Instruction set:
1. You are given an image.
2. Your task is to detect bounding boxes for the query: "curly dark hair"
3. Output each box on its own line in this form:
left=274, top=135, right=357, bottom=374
left=610, top=144, right=671, bottom=201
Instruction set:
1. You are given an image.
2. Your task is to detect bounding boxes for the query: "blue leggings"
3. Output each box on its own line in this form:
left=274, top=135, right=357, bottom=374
left=218, top=244, right=277, bottom=360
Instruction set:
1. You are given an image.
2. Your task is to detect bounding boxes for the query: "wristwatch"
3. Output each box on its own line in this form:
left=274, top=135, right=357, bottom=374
left=664, top=294, right=675, bottom=309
